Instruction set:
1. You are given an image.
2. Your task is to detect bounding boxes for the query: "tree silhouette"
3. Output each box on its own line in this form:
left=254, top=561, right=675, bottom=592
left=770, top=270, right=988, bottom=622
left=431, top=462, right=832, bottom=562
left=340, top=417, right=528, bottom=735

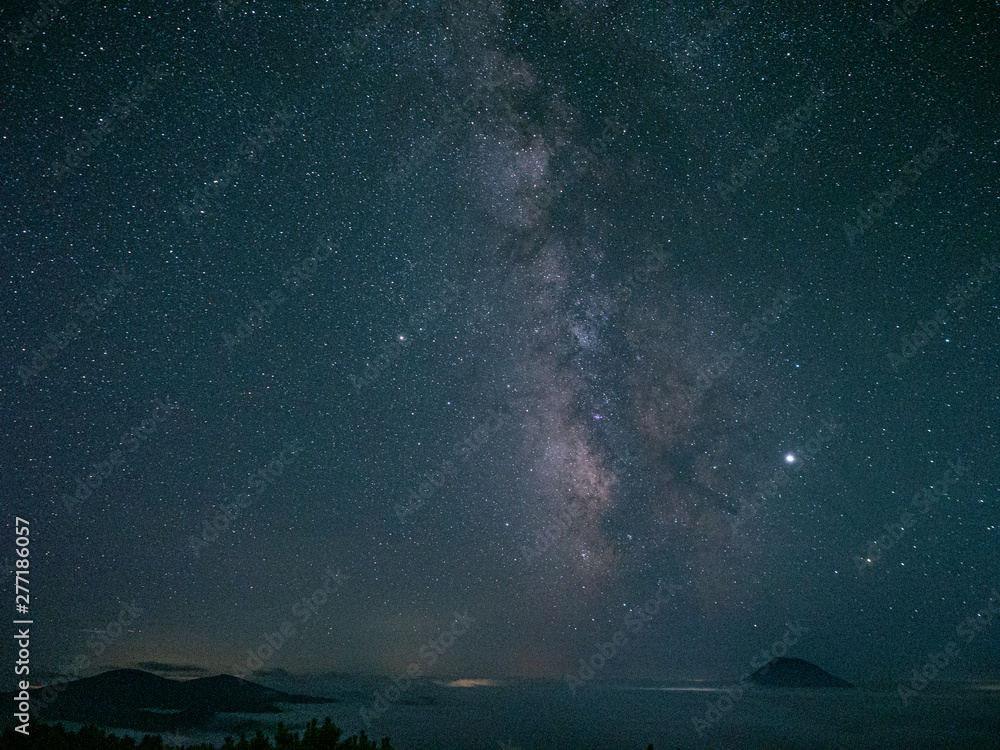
left=0, top=717, right=396, bottom=750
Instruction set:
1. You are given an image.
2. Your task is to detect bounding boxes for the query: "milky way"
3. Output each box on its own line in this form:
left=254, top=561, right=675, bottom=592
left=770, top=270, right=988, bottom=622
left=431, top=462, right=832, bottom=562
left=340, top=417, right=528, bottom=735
left=449, top=27, right=788, bottom=661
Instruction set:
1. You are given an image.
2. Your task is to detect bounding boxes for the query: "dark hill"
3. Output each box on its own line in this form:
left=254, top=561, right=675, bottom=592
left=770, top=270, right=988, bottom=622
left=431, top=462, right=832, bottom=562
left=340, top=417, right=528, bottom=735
left=745, top=657, right=854, bottom=688
left=177, top=673, right=325, bottom=711
left=2, top=669, right=335, bottom=732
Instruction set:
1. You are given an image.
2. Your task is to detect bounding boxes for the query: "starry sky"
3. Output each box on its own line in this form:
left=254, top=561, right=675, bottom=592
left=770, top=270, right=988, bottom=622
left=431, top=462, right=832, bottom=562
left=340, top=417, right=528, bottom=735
left=2, top=0, right=999, bottom=689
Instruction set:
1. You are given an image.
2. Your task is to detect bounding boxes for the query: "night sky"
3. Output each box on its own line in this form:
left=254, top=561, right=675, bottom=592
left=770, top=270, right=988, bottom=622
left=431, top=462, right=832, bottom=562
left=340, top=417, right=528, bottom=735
left=2, top=0, right=999, bottom=692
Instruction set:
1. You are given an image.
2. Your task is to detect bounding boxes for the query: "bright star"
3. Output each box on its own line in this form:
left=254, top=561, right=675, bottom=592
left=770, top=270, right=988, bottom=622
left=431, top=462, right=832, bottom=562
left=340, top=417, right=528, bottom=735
left=785, top=454, right=796, bottom=463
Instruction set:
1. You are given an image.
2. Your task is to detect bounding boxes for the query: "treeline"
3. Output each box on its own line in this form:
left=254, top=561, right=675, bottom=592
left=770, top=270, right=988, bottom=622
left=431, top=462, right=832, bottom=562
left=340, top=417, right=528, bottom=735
left=0, top=718, right=394, bottom=750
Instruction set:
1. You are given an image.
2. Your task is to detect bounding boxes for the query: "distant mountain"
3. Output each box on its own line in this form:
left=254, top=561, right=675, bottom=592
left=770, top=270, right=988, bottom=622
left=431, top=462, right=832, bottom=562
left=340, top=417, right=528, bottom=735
left=2, top=669, right=335, bottom=732
left=745, top=657, right=854, bottom=688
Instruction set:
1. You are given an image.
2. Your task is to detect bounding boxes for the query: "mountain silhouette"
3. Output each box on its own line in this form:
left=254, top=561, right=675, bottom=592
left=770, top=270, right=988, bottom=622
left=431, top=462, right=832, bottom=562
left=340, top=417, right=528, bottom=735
left=4, top=668, right=335, bottom=732
left=745, top=657, right=854, bottom=688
